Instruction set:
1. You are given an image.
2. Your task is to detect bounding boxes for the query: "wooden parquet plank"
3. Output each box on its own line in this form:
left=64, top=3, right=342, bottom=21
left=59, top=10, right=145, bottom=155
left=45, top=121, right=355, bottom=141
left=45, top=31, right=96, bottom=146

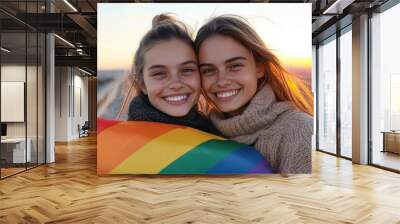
left=0, top=135, right=400, bottom=223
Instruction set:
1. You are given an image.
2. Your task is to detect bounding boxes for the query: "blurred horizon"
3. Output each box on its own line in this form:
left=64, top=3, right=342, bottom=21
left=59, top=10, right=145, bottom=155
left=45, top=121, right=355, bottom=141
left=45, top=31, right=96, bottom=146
left=98, top=3, right=312, bottom=71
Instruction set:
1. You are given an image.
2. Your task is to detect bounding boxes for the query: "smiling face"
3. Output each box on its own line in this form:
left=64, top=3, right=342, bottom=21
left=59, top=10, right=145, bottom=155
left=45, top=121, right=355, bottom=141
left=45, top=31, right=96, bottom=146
left=198, top=35, right=263, bottom=116
left=141, top=38, right=201, bottom=117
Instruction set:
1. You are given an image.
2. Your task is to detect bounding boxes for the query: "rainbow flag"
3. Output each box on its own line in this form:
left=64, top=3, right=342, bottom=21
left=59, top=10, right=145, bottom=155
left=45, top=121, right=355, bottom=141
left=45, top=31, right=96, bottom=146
left=97, top=118, right=273, bottom=174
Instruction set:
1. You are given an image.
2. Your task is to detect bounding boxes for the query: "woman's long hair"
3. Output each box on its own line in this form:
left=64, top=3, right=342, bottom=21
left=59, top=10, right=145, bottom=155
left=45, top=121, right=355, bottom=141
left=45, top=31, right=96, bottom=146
left=194, top=15, right=313, bottom=116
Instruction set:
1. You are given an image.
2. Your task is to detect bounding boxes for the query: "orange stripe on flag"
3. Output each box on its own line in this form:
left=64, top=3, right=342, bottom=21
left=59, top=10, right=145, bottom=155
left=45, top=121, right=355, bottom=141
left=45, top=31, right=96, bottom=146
left=97, top=121, right=182, bottom=174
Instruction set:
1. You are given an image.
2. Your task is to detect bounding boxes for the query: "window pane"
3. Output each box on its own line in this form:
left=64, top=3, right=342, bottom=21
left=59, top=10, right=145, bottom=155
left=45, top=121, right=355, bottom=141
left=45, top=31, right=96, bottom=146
left=340, top=29, right=352, bottom=158
left=318, top=37, right=337, bottom=154
left=27, top=31, right=38, bottom=169
left=1, top=30, right=27, bottom=177
left=371, top=3, right=400, bottom=171
left=38, top=32, right=46, bottom=165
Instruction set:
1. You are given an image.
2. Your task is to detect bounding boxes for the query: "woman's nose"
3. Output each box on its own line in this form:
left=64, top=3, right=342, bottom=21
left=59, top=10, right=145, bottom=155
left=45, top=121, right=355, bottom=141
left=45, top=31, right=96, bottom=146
left=168, top=76, right=184, bottom=90
left=216, top=73, right=232, bottom=88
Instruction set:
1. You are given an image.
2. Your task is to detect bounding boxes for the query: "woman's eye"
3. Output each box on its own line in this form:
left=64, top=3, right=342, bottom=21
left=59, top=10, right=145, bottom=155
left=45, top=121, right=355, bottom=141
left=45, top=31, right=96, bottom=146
left=151, top=72, right=166, bottom=79
left=200, top=67, right=216, bottom=76
left=181, top=68, right=196, bottom=75
left=229, top=63, right=243, bottom=71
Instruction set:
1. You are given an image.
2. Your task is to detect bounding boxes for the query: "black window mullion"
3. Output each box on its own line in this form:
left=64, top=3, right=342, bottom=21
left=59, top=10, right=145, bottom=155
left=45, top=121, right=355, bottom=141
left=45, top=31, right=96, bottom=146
left=73, top=68, right=75, bottom=118
left=0, top=25, right=2, bottom=179
left=43, top=0, right=48, bottom=165
left=36, top=0, right=39, bottom=167
left=25, top=0, right=28, bottom=171
left=316, top=45, right=319, bottom=151
left=367, top=10, right=373, bottom=165
left=44, top=30, right=47, bottom=164
left=336, top=29, right=341, bottom=157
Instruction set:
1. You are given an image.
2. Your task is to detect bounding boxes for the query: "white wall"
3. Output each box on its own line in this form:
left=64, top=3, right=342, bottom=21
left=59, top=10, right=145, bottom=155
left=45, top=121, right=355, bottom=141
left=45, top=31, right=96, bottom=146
left=55, top=66, right=69, bottom=141
left=1, top=65, right=26, bottom=129
left=55, top=67, right=89, bottom=141
left=1, top=82, right=25, bottom=122
left=72, top=73, right=89, bottom=138
left=1, top=64, right=26, bottom=81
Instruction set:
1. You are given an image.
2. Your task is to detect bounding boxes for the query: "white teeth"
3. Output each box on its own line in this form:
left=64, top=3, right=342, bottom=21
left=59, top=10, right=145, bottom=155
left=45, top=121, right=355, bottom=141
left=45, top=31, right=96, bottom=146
left=164, top=94, right=188, bottom=102
left=216, top=90, right=239, bottom=98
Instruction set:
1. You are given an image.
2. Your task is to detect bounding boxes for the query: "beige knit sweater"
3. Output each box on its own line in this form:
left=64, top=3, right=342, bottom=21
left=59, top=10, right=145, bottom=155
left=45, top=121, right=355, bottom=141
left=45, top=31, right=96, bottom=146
left=210, top=84, right=313, bottom=173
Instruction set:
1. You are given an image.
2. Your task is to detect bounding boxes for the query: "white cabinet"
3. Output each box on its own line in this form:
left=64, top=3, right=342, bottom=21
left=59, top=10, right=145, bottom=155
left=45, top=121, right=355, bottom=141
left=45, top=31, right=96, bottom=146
left=1, top=138, right=32, bottom=163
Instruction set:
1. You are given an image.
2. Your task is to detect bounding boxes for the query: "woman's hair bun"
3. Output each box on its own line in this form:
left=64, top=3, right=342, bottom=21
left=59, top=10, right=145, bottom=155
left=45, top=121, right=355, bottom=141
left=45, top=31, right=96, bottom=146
left=152, top=13, right=178, bottom=28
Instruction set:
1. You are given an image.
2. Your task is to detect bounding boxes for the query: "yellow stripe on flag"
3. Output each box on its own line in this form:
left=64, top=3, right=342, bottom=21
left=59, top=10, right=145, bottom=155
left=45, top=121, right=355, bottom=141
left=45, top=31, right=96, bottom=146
left=110, top=127, right=223, bottom=174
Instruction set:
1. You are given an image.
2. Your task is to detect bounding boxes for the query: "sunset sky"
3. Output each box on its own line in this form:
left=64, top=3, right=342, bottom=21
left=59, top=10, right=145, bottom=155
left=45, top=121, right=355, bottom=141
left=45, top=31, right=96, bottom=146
left=98, top=3, right=311, bottom=71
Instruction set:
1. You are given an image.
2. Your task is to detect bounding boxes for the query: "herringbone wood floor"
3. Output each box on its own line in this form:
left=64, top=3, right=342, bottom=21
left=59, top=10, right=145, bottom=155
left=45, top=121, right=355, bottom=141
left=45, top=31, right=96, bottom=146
left=1, top=135, right=400, bottom=224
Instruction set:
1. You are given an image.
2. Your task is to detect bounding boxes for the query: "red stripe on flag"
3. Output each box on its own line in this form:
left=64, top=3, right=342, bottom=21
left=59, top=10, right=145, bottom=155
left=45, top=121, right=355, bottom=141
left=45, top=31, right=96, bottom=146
left=97, top=118, right=121, bottom=134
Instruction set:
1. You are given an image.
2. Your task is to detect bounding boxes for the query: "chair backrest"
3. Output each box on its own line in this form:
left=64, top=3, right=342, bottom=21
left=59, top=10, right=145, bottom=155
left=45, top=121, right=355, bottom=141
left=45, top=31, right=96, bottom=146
left=82, top=121, right=90, bottom=129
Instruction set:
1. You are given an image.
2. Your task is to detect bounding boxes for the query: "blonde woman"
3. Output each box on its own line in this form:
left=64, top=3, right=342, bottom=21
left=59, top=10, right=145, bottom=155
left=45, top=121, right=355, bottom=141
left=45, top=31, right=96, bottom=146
left=195, top=15, right=313, bottom=173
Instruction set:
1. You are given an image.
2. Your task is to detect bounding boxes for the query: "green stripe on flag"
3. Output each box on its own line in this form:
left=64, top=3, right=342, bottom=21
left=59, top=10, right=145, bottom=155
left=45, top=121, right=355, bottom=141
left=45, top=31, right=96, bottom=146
left=159, top=139, right=245, bottom=174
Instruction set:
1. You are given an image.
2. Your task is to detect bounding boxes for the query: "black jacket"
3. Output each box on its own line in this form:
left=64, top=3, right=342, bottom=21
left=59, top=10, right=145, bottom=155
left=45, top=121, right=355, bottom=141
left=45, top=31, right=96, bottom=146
left=128, top=93, right=221, bottom=136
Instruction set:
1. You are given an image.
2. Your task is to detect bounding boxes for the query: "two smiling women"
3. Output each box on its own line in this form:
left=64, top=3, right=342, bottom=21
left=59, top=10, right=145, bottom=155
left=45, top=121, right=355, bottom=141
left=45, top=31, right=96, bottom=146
left=128, top=14, right=313, bottom=174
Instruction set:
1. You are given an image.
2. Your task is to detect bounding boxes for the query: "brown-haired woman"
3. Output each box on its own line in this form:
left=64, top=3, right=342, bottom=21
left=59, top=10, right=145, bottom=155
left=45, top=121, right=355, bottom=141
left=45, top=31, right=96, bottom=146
left=195, top=15, right=314, bottom=174
left=128, top=14, right=220, bottom=135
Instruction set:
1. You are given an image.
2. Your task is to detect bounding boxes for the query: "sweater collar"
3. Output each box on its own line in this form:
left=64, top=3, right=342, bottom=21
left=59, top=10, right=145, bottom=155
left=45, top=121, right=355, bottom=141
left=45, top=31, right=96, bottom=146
left=210, top=84, right=292, bottom=137
left=129, top=92, right=214, bottom=132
